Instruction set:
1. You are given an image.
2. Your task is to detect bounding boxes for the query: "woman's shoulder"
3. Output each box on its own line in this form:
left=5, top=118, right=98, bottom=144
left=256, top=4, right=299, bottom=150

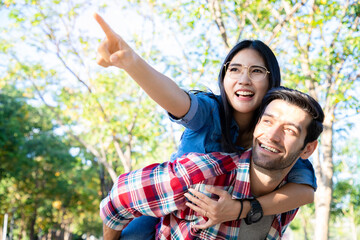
left=189, top=90, right=222, bottom=106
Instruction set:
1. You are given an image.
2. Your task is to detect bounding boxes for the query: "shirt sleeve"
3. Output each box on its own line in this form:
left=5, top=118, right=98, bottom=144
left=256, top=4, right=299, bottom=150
left=100, top=152, right=237, bottom=230
left=168, top=91, right=220, bottom=131
left=287, top=158, right=317, bottom=190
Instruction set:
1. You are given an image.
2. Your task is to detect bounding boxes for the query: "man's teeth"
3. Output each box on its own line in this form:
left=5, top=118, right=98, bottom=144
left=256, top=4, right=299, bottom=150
left=260, top=144, right=279, bottom=153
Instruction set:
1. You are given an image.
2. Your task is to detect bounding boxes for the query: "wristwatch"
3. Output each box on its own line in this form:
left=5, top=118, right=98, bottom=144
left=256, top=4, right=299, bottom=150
left=244, top=198, right=263, bottom=225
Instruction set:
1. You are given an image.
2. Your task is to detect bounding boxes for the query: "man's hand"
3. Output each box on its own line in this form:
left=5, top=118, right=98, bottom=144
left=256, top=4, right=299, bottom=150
left=93, top=13, right=137, bottom=69
left=184, top=186, right=242, bottom=229
left=103, top=224, right=122, bottom=240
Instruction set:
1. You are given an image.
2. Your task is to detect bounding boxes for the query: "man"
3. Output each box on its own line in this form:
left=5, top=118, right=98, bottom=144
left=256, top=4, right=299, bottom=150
left=100, top=87, right=324, bottom=240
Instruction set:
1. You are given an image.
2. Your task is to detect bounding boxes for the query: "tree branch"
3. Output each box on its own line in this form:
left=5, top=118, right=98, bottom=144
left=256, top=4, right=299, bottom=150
left=266, top=0, right=307, bottom=45
left=207, top=0, right=230, bottom=50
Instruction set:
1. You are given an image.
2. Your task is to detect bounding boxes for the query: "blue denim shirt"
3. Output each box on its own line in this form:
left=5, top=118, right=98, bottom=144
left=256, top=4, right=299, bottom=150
left=169, top=91, right=317, bottom=189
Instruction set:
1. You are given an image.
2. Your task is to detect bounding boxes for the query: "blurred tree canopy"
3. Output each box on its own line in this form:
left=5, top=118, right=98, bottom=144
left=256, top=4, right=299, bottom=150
left=0, top=0, right=359, bottom=239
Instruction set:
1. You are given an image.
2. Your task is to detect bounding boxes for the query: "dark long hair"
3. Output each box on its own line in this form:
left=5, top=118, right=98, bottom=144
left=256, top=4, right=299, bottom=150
left=217, top=40, right=281, bottom=152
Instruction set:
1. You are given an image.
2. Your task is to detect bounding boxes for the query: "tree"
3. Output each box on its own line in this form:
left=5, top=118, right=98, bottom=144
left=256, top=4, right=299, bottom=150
left=331, top=137, right=360, bottom=239
left=0, top=0, right=176, bottom=186
left=278, top=1, right=360, bottom=239
left=0, top=87, right=103, bottom=239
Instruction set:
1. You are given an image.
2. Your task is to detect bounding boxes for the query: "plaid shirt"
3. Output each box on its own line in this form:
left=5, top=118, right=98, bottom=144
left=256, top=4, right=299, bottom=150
left=100, top=150, right=298, bottom=239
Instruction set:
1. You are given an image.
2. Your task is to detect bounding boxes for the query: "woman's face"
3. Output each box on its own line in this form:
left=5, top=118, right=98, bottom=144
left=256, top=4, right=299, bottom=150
left=223, top=48, right=270, bottom=115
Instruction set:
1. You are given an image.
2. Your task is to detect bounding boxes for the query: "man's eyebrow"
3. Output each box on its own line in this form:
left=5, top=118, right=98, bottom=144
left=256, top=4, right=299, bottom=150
left=262, top=112, right=302, bottom=133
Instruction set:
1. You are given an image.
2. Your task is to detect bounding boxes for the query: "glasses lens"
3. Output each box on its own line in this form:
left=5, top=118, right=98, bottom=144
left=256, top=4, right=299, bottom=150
left=249, top=66, right=267, bottom=81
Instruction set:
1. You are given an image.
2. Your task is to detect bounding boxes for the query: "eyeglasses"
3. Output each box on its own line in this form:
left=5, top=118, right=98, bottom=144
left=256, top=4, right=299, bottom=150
left=224, top=62, right=270, bottom=82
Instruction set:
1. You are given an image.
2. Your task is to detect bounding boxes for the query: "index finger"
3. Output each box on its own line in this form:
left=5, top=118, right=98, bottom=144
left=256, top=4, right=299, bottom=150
left=93, top=12, right=116, bottom=39
left=188, top=188, right=214, bottom=204
left=205, top=186, right=229, bottom=197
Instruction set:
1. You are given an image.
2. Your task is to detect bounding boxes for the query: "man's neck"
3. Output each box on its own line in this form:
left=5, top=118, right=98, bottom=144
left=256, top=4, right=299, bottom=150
left=249, top=162, right=285, bottom=197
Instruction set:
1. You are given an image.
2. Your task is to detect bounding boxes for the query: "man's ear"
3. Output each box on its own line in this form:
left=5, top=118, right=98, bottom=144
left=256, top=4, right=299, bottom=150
left=300, top=140, right=318, bottom=159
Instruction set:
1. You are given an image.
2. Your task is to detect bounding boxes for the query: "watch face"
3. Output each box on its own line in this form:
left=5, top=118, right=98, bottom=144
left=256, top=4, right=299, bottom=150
left=252, top=212, right=262, bottom=221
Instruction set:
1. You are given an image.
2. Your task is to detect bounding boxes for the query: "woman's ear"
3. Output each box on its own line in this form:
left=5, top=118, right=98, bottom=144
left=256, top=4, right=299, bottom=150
left=300, top=140, right=318, bottom=159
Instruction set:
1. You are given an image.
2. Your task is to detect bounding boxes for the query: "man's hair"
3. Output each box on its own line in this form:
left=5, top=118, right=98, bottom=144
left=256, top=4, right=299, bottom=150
left=259, top=86, right=324, bottom=147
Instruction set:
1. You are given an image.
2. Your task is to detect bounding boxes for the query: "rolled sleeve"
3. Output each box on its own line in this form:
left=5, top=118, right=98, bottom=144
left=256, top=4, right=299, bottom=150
left=168, top=91, right=199, bottom=124
left=100, top=195, right=132, bottom=230
left=287, top=158, right=317, bottom=190
left=168, top=91, right=220, bottom=131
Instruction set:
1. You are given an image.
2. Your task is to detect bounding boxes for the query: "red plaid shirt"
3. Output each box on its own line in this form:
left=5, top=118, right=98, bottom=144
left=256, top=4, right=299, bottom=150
left=100, top=150, right=298, bottom=239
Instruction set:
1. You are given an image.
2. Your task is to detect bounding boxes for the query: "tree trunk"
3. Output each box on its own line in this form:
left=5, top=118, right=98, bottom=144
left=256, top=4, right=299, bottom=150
left=29, top=208, right=37, bottom=240
left=349, top=205, right=357, bottom=240
left=314, top=113, right=334, bottom=240
left=299, top=210, right=309, bottom=240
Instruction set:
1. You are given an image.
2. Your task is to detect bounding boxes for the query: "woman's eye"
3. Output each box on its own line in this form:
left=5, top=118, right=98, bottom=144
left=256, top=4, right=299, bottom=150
left=229, top=67, right=240, bottom=72
left=251, top=67, right=265, bottom=74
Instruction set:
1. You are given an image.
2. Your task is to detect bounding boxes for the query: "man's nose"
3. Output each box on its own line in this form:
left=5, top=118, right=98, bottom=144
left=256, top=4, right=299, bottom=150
left=265, top=125, right=282, bottom=143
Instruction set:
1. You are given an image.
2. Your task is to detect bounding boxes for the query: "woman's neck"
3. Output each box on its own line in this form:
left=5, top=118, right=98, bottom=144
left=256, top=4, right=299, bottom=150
left=233, top=111, right=254, bottom=149
left=233, top=111, right=254, bottom=130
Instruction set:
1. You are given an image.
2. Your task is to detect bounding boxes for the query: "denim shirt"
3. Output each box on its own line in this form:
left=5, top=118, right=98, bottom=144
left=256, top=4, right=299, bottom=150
left=169, top=91, right=317, bottom=189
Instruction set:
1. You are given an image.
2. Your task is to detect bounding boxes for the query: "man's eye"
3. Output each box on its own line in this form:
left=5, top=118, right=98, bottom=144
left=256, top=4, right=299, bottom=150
left=285, top=128, right=296, bottom=135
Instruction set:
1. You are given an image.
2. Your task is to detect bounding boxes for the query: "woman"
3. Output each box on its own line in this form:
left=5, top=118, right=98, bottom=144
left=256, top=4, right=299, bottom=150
left=94, top=13, right=316, bottom=239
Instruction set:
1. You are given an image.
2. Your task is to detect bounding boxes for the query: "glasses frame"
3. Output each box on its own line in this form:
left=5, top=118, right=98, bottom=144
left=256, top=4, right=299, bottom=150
left=224, top=62, right=270, bottom=82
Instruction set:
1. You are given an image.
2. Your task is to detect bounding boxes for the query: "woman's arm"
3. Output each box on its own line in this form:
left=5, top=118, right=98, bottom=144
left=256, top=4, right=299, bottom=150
left=94, top=13, right=190, bottom=118
left=257, top=183, right=314, bottom=216
left=103, top=224, right=122, bottom=240
left=185, top=183, right=314, bottom=229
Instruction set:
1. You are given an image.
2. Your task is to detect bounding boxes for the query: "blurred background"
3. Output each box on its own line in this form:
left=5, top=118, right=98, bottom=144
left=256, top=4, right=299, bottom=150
left=0, top=0, right=359, bottom=239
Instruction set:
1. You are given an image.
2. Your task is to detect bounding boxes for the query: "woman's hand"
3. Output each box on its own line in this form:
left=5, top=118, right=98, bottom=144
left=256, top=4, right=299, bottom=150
left=93, top=13, right=190, bottom=117
left=94, top=13, right=137, bottom=69
left=184, top=186, right=242, bottom=229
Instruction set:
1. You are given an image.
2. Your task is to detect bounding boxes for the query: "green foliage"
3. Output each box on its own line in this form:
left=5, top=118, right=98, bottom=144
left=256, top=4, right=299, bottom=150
left=0, top=87, right=102, bottom=238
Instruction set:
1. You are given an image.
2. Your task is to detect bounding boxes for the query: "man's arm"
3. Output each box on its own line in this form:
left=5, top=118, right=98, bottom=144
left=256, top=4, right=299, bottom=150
left=103, top=224, right=122, bottom=240
left=100, top=152, right=237, bottom=231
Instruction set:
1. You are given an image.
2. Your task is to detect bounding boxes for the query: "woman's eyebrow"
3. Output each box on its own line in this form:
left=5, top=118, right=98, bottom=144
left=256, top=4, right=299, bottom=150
left=229, top=62, right=266, bottom=68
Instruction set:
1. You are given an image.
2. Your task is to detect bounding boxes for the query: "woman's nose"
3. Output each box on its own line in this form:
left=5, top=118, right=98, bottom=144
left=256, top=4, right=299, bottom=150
left=236, top=68, right=251, bottom=85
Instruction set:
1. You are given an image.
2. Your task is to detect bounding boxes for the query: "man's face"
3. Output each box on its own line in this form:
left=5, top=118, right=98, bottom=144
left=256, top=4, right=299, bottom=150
left=252, top=99, right=312, bottom=171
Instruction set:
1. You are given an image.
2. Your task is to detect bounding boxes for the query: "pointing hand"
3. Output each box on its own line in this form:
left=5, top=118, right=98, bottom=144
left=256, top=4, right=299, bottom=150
left=94, top=13, right=137, bottom=69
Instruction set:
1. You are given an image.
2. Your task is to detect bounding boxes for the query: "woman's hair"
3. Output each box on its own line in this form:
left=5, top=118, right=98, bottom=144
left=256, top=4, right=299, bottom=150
left=259, top=86, right=324, bottom=148
left=217, top=40, right=281, bottom=152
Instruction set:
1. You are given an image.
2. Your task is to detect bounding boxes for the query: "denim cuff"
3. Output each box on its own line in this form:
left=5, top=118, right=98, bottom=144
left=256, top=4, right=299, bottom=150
left=168, top=91, right=198, bottom=124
